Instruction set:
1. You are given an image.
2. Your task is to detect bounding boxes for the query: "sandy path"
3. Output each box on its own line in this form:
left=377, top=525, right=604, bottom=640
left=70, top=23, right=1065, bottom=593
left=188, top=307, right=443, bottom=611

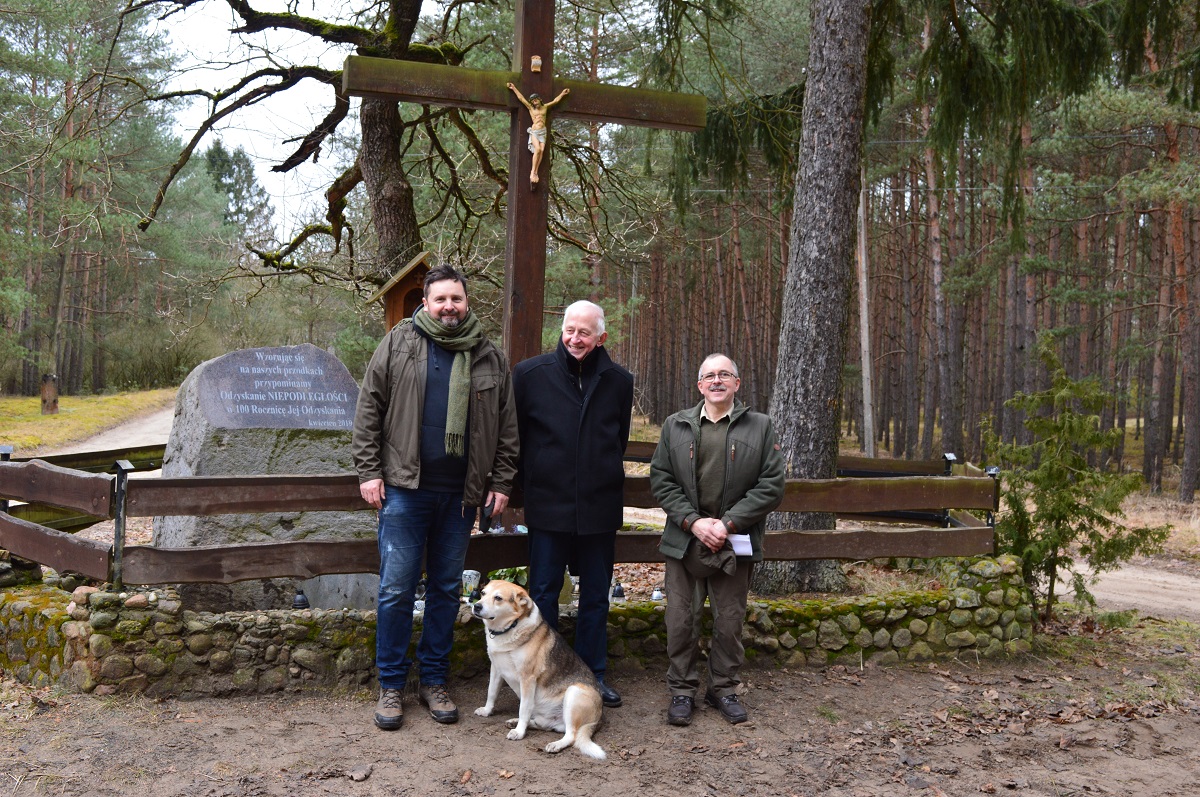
left=1083, top=563, right=1200, bottom=623
left=40, top=406, right=175, bottom=455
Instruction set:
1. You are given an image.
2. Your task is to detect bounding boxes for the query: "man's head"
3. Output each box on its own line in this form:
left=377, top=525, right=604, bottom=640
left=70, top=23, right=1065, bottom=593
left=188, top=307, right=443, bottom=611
left=561, top=301, right=608, bottom=361
left=422, top=264, right=469, bottom=328
left=529, top=93, right=543, bottom=107
left=696, top=354, right=741, bottom=412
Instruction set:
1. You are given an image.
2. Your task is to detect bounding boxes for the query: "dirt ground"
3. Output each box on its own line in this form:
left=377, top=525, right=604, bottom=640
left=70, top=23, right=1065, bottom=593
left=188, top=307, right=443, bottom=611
left=4, top=410, right=1200, bottom=796
left=3, top=623, right=1199, bottom=797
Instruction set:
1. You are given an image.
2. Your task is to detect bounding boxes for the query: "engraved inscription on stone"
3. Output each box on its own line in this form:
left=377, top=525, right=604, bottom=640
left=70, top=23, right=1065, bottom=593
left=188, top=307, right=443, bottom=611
left=197, top=344, right=358, bottom=430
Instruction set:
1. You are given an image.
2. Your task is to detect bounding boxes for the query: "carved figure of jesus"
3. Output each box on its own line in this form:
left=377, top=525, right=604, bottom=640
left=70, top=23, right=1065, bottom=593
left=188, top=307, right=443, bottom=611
left=507, top=83, right=570, bottom=188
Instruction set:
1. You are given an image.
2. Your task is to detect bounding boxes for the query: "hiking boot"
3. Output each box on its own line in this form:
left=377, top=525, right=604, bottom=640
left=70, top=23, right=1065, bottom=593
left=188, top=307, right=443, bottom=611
left=374, top=688, right=404, bottom=731
left=705, top=689, right=748, bottom=724
left=418, top=683, right=459, bottom=724
left=667, top=695, right=694, bottom=726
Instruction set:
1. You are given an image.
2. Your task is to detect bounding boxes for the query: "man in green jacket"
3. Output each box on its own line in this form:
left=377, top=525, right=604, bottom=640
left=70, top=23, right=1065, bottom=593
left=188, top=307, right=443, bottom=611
left=649, top=353, right=785, bottom=726
left=353, top=264, right=519, bottom=731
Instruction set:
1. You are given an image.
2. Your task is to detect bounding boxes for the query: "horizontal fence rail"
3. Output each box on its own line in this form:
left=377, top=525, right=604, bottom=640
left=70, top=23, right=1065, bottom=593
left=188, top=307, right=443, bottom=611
left=115, top=525, right=996, bottom=586
left=0, top=512, right=111, bottom=578
left=11, top=444, right=165, bottom=474
left=124, top=474, right=366, bottom=517
left=1, top=444, right=998, bottom=586
left=1, top=459, right=113, bottom=516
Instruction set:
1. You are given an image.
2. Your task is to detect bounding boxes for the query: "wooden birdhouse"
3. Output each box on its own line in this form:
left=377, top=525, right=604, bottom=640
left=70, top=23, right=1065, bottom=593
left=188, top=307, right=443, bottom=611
left=367, top=251, right=430, bottom=331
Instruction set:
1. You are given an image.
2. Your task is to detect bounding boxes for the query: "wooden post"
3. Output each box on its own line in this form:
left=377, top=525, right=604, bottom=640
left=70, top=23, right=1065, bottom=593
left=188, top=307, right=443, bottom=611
left=41, top=374, right=59, bottom=415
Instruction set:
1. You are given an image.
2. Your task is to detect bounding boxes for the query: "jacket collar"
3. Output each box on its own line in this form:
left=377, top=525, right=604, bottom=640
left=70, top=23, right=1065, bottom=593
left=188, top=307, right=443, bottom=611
left=682, top=399, right=747, bottom=428
left=554, top=338, right=614, bottom=378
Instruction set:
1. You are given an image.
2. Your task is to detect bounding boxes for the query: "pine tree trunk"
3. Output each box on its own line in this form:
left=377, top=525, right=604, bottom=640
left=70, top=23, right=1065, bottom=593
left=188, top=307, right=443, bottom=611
left=920, top=19, right=947, bottom=458
left=756, top=0, right=870, bottom=597
left=902, top=167, right=919, bottom=457
left=1181, top=212, right=1200, bottom=500
left=856, top=163, right=876, bottom=456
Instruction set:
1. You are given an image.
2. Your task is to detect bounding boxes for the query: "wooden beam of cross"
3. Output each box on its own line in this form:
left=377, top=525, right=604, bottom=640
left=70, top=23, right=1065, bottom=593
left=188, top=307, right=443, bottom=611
left=342, top=0, right=706, bottom=364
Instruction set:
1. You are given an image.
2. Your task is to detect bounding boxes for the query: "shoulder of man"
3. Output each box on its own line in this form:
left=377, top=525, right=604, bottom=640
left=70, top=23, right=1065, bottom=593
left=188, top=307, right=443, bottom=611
left=668, top=402, right=703, bottom=427
left=388, top=319, right=419, bottom=344
left=512, top=350, right=555, bottom=375
left=596, top=349, right=633, bottom=383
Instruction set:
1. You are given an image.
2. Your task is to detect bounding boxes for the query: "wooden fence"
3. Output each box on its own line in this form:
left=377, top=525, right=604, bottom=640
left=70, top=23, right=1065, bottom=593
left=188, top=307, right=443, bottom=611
left=0, top=441, right=997, bottom=588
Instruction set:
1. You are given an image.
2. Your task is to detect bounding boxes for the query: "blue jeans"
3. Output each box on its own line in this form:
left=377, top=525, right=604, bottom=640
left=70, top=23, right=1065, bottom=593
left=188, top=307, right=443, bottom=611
left=527, top=528, right=616, bottom=680
left=376, top=485, right=474, bottom=690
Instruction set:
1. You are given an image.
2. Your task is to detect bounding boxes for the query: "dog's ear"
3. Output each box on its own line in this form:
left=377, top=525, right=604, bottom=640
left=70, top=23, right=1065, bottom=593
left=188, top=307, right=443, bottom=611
left=517, top=593, right=531, bottom=609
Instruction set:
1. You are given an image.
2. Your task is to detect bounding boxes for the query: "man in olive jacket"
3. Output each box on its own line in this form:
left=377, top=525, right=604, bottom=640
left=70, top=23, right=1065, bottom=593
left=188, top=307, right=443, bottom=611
left=650, top=353, right=785, bottom=726
left=512, top=300, right=633, bottom=708
left=353, top=264, right=519, bottom=731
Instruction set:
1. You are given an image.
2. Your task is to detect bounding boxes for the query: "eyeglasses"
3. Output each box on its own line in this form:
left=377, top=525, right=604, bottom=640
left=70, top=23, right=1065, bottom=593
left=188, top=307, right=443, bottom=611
left=698, top=371, right=738, bottom=384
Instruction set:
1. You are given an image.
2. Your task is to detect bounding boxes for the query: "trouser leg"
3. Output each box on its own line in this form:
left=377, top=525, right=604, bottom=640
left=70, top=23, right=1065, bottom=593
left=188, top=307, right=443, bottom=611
left=527, top=528, right=569, bottom=630
left=571, top=530, right=616, bottom=678
left=664, top=555, right=702, bottom=696
left=414, top=491, right=474, bottom=685
left=375, top=486, right=432, bottom=690
left=705, top=560, right=753, bottom=695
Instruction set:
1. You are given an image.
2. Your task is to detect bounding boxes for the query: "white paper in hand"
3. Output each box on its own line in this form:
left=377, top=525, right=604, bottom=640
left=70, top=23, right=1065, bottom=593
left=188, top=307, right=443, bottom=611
left=728, top=534, right=752, bottom=557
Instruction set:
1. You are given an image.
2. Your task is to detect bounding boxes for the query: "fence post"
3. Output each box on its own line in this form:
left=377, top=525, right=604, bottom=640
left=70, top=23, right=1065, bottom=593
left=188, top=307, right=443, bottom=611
left=985, top=466, right=1000, bottom=529
left=112, top=460, right=135, bottom=590
left=940, top=453, right=957, bottom=527
left=0, top=445, right=11, bottom=514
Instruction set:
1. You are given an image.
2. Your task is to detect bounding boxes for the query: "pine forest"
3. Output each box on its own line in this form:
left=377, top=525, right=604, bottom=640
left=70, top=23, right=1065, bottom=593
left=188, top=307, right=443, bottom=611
left=2, top=0, right=1199, bottom=499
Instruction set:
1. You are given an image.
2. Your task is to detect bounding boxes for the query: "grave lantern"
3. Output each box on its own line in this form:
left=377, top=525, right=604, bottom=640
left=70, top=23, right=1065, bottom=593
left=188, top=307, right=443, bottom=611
left=366, top=250, right=430, bottom=331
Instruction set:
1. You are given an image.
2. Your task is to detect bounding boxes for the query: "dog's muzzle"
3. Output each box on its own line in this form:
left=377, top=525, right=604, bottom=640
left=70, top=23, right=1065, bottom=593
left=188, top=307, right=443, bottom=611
left=471, top=602, right=486, bottom=618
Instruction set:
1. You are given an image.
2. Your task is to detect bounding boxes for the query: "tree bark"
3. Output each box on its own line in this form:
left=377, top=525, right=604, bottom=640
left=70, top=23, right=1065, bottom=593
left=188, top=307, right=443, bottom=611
left=856, top=163, right=875, bottom=457
left=358, top=98, right=422, bottom=278
left=756, top=0, right=871, bottom=596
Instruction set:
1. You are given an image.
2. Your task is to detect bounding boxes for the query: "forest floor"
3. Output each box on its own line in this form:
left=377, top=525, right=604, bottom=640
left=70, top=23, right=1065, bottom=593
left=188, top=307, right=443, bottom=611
left=3, top=408, right=1200, bottom=796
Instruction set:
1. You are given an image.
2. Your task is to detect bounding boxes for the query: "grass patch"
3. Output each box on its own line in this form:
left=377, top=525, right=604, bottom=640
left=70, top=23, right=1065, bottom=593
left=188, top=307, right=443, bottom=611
left=1096, top=610, right=1138, bottom=629
left=0, top=389, right=176, bottom=454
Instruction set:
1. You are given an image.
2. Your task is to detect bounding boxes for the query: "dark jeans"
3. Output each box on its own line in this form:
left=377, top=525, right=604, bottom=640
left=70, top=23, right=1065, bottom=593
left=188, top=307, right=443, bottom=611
left=375, top=485, right=474, bottom=690
left=527, top=528, right=616, bottom=680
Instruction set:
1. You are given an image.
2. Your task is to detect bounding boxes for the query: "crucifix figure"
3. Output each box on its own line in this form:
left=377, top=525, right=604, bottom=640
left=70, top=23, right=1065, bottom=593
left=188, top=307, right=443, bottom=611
left=342, top=0, right=705, bottom=364
left=507, top=83, right=570, bottom=188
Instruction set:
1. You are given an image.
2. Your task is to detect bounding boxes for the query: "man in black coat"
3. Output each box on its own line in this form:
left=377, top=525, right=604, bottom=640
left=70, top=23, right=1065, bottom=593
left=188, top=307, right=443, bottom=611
left=512, top=300, right=634, bottom=708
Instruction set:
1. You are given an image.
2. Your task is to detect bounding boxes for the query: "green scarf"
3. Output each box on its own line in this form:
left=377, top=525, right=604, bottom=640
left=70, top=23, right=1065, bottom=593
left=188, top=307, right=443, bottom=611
left=412, top=308, right=484, bottom=458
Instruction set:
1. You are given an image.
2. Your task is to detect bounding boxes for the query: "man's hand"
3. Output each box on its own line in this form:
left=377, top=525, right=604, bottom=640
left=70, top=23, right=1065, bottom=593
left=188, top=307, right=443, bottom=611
left=485, top=491, right=510, bottom=517
left=360, top=478, right=385, bottom=509
left=691, top=517, right=728, bottom=553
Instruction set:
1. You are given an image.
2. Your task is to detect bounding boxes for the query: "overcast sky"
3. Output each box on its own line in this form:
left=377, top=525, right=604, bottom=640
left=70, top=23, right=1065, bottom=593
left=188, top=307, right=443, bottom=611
left=155, top=1, right=359, bottom=237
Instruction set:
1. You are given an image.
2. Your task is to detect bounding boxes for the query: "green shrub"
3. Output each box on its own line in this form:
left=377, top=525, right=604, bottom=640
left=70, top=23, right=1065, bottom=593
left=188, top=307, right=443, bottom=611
left=986, top=338, right=1169, bottom=622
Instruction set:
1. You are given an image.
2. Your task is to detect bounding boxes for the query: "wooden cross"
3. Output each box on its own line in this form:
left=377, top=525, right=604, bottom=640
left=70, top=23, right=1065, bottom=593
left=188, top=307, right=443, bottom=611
left=342, top=0, right=706, bottom=364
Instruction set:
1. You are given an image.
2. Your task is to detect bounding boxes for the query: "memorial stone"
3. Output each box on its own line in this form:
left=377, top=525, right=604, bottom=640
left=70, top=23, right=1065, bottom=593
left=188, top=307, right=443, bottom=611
left=153, top=344, right=378, bottom=611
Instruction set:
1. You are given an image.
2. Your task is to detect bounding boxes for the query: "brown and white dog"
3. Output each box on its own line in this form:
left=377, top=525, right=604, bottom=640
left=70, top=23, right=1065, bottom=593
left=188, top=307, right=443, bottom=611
left=471, top=579, right=606, bottom=760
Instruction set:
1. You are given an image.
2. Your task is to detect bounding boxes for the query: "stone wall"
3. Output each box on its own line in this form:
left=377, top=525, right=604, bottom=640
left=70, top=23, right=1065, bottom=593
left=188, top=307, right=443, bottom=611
left=0, top=555, right=1032, bottom=697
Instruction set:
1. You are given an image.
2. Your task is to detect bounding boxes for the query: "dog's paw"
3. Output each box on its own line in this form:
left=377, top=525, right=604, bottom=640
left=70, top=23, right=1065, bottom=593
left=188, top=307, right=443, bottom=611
left=474, top=706, right=493, bottom=717
left=504, top=718, right=519, bottom=729
left=506, top=727, right=526, bottom=741
left=544, top=740, right=569, bottom=754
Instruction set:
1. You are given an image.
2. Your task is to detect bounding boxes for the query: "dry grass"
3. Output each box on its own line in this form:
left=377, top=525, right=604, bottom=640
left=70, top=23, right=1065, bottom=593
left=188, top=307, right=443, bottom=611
left=1122, top=491, right=1200, bottom=559
left=0, top=389, right=176, bottom=455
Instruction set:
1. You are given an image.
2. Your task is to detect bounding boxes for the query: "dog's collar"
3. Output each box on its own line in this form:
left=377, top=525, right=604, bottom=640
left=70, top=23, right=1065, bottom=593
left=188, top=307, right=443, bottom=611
left=488, top=618, right=520, bottom=637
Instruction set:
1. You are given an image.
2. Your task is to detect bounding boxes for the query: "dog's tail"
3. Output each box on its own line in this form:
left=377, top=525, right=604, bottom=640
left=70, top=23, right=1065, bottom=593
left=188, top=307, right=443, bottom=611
left=574, top=721, right=606, bottom=760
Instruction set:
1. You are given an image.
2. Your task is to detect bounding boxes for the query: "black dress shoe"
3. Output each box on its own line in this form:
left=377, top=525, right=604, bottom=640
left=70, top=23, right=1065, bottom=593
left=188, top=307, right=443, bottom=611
left=597, top=680, right=622, bottom=708
left=667, top=695, right=694, bottom=726
left=705, top=690, right=748, bottom=724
